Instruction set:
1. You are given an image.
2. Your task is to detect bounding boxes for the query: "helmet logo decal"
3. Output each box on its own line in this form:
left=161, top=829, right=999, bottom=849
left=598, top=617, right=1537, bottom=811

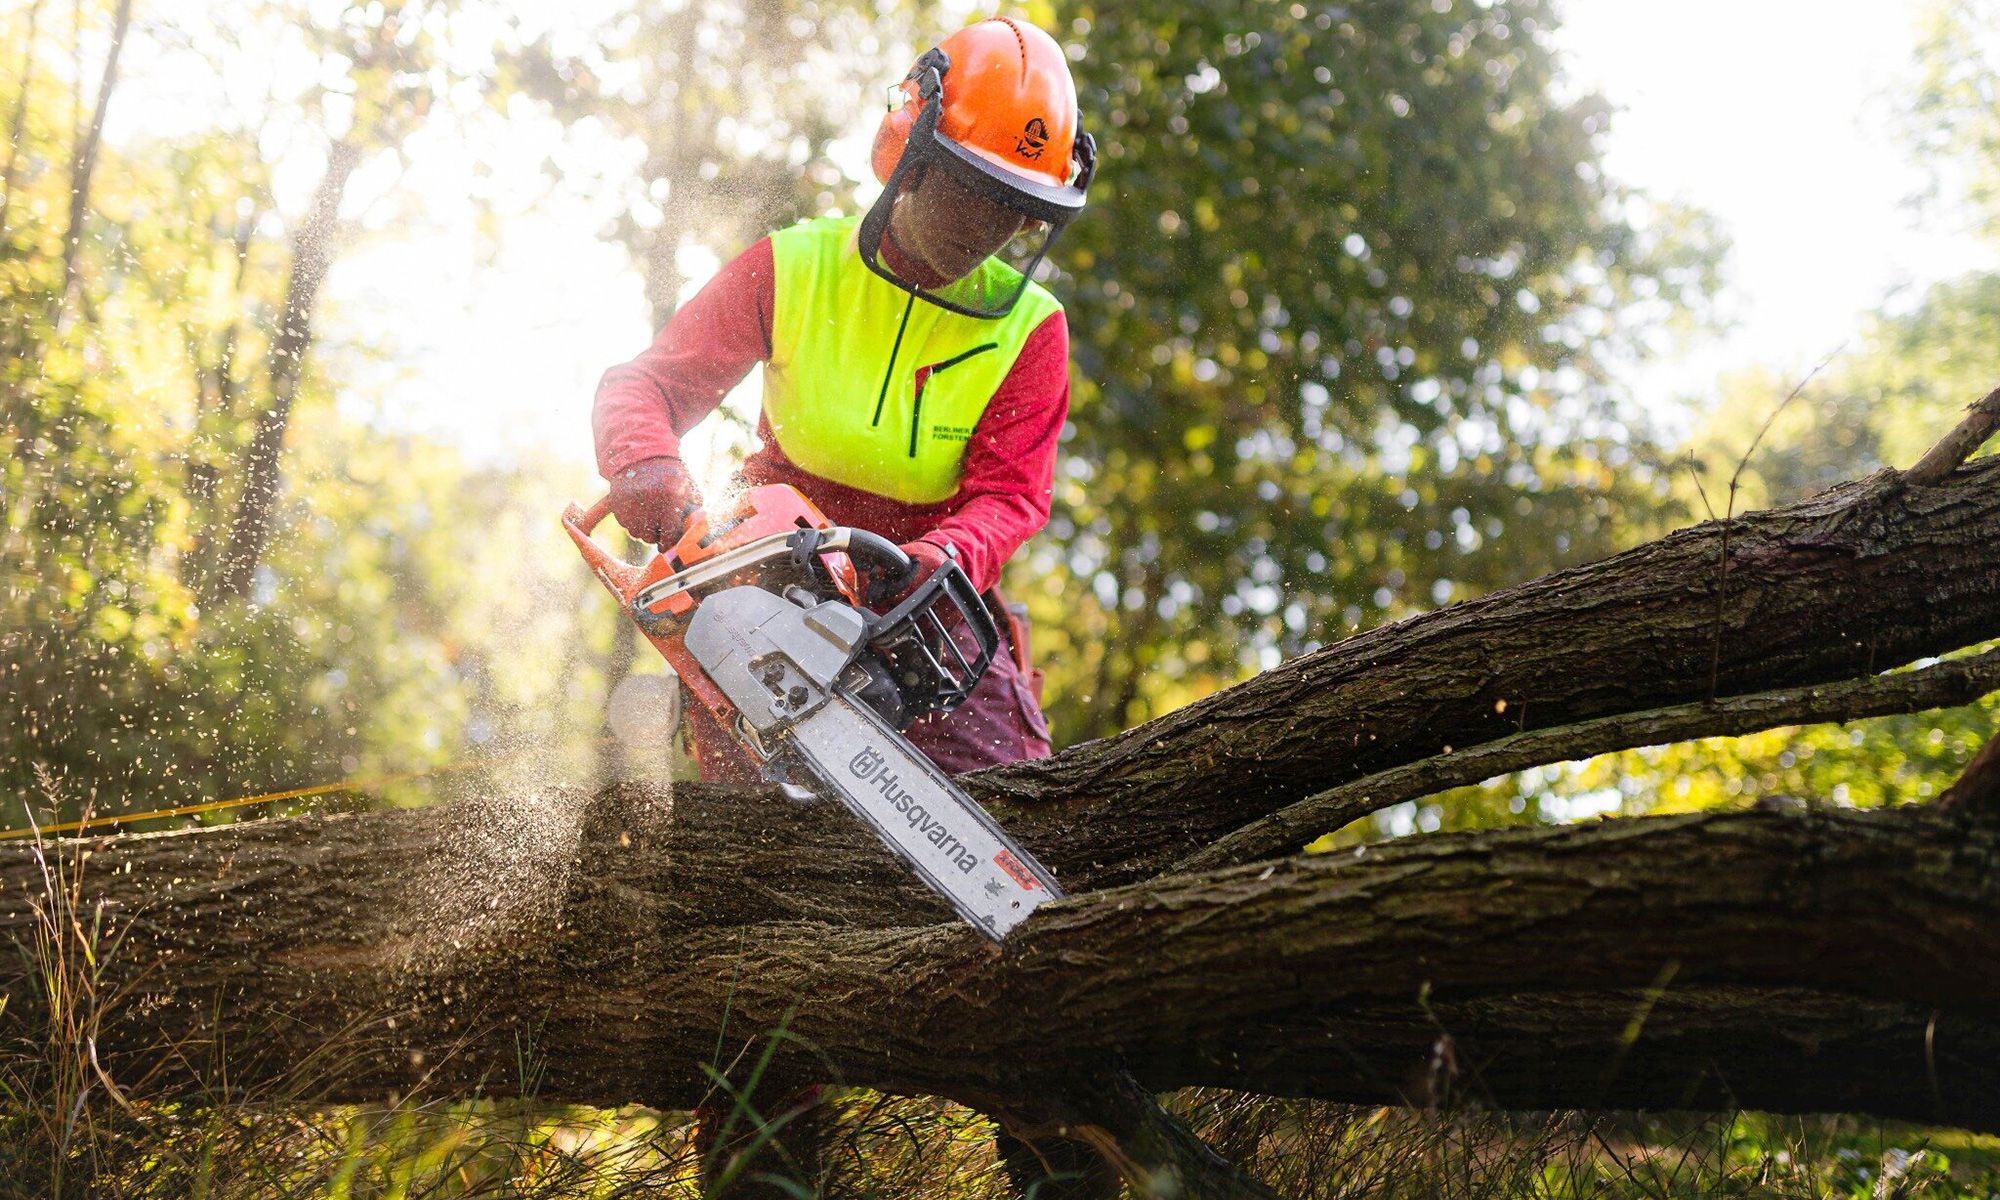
left=1015, top=117, right=1049, bottom=161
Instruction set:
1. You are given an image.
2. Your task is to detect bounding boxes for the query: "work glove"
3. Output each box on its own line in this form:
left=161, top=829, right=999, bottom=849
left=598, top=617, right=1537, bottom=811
left=872, top=538, right=952, bottom=609
left=608, top=456, right=698, bottom=548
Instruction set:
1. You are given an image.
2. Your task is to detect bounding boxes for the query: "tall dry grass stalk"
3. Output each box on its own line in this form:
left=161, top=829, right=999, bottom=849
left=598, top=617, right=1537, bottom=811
left=0, top=766, right=140, bottom=1196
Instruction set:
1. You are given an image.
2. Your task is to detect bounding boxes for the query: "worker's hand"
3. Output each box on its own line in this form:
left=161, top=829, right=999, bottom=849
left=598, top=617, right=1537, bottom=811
left=876, top=538, right=952, bottom=608
left=608, top=456, right=698, bottom=548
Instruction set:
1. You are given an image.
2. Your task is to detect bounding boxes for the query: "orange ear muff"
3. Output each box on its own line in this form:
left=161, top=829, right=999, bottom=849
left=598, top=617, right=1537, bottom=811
left=870, top=78, right=922, bottom=184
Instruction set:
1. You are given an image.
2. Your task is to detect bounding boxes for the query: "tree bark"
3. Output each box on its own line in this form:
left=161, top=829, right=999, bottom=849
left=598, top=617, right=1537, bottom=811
left=966, top=458, right=2000, bottom=888
left=1906, top=385, right=2000, bottom=486
left=1938, top=733, right=2000, bottom=817
left=1179, top=644, right=2000, bottom=872
left=5, top=792, right=2000, bottom=1132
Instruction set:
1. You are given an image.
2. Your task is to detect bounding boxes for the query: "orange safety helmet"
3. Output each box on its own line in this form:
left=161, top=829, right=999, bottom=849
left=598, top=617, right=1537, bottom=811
left=857, top=17, right=1097, bottom=319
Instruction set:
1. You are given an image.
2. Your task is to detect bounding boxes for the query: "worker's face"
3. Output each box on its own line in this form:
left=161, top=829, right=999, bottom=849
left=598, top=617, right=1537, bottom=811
left=888, top=165, right=1029, bottom=284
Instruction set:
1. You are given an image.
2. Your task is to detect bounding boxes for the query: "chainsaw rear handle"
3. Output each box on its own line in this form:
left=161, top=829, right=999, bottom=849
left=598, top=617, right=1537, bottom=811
left=574, top=491, right=911, bottom=592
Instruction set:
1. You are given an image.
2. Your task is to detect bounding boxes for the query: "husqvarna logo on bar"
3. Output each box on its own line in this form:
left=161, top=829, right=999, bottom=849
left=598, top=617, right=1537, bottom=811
left=847, top=743, right=979, bottom=874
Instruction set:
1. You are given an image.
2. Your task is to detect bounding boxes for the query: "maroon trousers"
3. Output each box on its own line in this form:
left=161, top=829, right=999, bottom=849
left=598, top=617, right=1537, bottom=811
left=901, top=608, right=1051, bottom=773
left=684, top=602, right=1049, bottom=1197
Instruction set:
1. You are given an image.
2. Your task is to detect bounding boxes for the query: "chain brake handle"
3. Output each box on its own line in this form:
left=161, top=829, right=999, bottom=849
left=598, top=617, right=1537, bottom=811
left=861, top=540, right=1000, bottom=721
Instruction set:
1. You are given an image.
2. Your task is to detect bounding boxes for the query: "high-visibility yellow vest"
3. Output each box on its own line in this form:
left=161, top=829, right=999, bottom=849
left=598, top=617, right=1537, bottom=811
left=764, top=215, right=1062, bottom=505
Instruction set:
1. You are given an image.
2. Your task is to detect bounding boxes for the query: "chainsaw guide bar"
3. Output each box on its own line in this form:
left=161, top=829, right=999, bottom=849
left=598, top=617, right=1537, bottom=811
left=684, top=582, right=1063, bottom=940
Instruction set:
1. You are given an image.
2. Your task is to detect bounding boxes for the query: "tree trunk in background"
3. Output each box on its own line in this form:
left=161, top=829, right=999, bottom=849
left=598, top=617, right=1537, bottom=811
left=53, top=0, right=132, bottom=314
left=0, top=0, right=49, bottom=240
left=177, top=209, right=257, bottom=590
left=207, top=139, right=359, bottom=603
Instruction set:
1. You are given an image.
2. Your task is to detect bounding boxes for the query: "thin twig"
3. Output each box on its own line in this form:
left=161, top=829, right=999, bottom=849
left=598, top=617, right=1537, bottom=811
left=1905, top=384, right=2000, bottom=486
left=1684, top=450, right=1717, bottom=522
left=1708, top=351, right=1843, bottom=699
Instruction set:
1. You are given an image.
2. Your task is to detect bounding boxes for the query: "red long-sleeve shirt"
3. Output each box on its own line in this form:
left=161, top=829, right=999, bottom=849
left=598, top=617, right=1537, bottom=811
left=593, top=237, right=1070, bottom=593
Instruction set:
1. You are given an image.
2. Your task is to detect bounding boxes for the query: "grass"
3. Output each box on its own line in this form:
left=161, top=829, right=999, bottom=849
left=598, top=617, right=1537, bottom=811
left=8, top=1069, right=1999, bottom=1198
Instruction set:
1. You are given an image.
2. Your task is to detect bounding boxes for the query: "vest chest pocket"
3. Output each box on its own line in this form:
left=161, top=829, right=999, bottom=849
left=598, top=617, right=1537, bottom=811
left=909, top=342, right=998, bottom=457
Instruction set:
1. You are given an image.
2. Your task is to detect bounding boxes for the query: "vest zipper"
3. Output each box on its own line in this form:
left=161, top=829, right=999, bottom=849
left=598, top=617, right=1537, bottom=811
left=909, top=342, right=998, bottom=456
left=871, top=293, right=918, bottom=428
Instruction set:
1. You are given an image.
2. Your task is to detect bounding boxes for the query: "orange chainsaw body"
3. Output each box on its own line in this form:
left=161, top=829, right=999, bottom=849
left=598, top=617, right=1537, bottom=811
left=562, top=484, right=864, bottom=777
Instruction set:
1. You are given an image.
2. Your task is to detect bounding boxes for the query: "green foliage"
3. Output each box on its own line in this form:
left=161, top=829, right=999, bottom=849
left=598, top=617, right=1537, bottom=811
left=0, top=4, right=613, bottom=826
left=1026, top=0, right=1721, bottom=739
left=1538, top=267, right=2000, bottom=829
left=1906, top=0, right=2000, bottom=239
left=513, top=0, right=943, bottom=328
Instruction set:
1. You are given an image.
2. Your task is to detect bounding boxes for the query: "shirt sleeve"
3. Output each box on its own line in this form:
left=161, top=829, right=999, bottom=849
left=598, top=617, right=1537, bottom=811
left=592, top=237, right=775, bottom=479
left=921, top=310, right=1071, bottom=593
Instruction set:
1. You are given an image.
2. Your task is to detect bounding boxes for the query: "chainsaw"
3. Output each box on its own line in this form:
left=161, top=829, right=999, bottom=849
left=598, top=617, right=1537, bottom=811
left=563, top=483, right=1063, bottom=941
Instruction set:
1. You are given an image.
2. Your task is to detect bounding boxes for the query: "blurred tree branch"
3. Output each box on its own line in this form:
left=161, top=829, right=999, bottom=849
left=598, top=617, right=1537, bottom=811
left=0, top=0, right=48, bottom=238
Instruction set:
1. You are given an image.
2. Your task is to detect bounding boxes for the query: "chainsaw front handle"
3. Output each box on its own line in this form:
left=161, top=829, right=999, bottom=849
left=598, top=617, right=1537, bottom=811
left=573, top=494, right=616, bottom=534
left=835, top=528, right=922, bottom=604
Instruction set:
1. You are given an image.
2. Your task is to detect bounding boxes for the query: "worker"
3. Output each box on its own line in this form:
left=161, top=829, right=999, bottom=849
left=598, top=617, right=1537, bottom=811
left=593, top=16, right=1096, bottom=778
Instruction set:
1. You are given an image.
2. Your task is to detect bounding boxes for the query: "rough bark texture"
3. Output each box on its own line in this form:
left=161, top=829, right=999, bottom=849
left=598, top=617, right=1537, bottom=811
left=1179, top=645, right=2000, bottom=872
left=967, top=459, right=2000, bottom=888
left=5, top=795, right=2000, bottom=1133
left=5, top=452, right=2000, bottom=1188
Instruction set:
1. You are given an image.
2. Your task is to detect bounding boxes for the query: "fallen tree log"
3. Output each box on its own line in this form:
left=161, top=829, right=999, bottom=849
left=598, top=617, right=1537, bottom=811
left=971, top=458, right=2000, bottom=886
left=1180, top=643, right=2000, bottom=872
left=4, top=442, right=1999, bottom=1192
left=6, top=793, right=2000, bottom=1133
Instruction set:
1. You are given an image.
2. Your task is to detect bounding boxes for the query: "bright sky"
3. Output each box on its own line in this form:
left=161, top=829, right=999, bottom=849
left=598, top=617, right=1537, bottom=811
left=108, top=1, right=1998, bottom=475
left=1553, top=0, right=1996, bottom=423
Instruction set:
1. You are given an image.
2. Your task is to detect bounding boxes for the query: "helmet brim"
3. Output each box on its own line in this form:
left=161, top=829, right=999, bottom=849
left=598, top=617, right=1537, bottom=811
left=922, top=124, right=1091, bottom=226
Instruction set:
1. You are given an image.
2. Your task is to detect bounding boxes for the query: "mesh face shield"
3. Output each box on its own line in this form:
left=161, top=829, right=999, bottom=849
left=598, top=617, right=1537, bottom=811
left=858, top=54, right=1097, bottom=320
